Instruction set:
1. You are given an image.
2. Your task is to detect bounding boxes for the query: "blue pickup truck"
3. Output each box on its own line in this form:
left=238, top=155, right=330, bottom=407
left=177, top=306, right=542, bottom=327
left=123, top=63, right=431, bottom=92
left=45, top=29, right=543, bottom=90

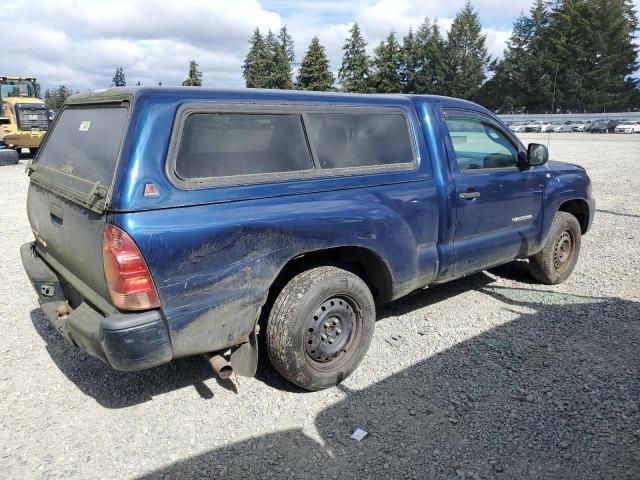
left=21, top=88, right=594, bottom=390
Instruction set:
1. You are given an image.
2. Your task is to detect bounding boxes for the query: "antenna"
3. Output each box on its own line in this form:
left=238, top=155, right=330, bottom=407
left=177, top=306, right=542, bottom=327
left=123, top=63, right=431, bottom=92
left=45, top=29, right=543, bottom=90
left=547, top=61, right=559, bottom=148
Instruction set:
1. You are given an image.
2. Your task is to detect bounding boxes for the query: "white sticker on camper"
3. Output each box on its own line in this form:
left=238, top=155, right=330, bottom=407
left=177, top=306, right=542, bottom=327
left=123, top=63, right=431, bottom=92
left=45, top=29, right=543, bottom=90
left=79, top=121, right=91, bottom=131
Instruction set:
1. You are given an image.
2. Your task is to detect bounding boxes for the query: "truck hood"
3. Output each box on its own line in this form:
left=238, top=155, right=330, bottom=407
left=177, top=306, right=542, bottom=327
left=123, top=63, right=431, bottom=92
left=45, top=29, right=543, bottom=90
left=546, top=160, right=586, bottom=173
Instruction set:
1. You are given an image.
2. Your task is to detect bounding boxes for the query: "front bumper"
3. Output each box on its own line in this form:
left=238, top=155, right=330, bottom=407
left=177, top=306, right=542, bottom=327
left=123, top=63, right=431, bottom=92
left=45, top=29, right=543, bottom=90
left=21, top=242, right=172, bottom=371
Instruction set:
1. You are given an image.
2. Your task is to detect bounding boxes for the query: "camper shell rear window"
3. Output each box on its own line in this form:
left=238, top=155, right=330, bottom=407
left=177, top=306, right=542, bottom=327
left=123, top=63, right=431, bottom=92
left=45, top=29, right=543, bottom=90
left=29, top=105, right=128, bottom=212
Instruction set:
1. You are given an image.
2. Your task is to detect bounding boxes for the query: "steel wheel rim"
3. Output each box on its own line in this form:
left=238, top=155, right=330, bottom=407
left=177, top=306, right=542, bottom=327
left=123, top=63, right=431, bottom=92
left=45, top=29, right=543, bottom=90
left=553, top=229, right=575, bottom=272
left=304, top=295, right=361, bottom=371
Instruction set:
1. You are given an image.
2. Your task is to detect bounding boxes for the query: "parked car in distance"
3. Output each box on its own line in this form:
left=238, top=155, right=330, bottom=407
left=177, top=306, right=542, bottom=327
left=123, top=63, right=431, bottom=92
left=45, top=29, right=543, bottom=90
left=585, top=119, right=604, bottom=132
left=524, top=121, right=552, bottom=133
left=572, top=120, right=592, bottom=132
left=20, top=88, right=596, bottom=391
left=614, top=120, right=640, bottom=134
left=590, top=119, right=620, bottom=133
left=509, top=121, right=527, bottom=132
left=550, top=120, right=573, bottom=133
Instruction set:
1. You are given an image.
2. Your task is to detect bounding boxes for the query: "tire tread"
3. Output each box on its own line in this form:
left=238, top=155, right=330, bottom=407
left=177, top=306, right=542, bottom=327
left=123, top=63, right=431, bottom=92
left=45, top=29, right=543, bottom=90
left=266, top=266, right=374, bottom=390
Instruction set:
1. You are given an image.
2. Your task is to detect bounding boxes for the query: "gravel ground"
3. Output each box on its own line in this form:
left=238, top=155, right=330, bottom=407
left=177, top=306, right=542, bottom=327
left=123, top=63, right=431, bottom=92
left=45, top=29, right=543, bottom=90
left=0, top=133, right=638, bottom=479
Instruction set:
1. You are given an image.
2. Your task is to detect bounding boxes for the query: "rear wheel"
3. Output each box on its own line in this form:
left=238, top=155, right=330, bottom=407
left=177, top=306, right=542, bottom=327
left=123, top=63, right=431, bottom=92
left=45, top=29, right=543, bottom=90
left=529, top=212, right=582, bottom=284
left=266, top=266, right=375, bottom=391
left=0, top=149, right=19, bottom=166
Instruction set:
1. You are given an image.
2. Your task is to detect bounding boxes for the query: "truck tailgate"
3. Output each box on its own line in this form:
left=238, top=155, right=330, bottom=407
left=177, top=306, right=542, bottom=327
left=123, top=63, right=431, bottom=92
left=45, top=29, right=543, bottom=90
left=27, top=182, right=114, bottom=312
left=25, top=105, right=130, bottom=313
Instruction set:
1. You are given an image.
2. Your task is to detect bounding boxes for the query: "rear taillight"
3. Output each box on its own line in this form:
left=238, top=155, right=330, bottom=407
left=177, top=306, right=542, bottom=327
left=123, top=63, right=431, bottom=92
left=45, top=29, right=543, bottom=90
left=103, top=224, right=160, bottom=311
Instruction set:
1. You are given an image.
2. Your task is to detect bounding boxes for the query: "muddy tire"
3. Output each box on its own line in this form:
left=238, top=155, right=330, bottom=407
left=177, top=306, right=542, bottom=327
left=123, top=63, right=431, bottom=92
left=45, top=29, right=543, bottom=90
left=529, top=211, right=582, bottom=284
left=0, top=149, right=19, bottom=166
left=266, top=266, right=375, bottom=391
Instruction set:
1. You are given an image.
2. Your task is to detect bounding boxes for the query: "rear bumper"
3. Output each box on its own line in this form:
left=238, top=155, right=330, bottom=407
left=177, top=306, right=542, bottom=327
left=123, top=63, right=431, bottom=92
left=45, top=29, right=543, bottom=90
left=3, top=131, right=45, bottom=148
left=21, top=242, right=172, bottom=371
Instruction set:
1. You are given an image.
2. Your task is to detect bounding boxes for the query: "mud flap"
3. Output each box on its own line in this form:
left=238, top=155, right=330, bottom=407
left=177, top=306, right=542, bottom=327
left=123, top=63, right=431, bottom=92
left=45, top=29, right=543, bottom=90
left=230, top=326, right=258, bottom=377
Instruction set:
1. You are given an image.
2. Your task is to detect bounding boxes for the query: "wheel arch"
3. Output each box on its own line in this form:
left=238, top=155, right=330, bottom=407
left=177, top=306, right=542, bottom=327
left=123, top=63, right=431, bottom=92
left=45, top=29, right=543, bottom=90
left=267, top=246, right=395, bottom=307
left=558, top=199, right=590, bottom=234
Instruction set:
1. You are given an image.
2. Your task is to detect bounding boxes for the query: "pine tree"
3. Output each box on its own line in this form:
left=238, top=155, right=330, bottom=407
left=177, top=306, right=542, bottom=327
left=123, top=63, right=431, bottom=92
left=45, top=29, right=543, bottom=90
left=243, top=28, right=268, bottom=88
left=296, top=36, right=335, bottom=91
left=480, top=0, right=551, bottom=113
left=445, top=1, right=490, bottom=100
left=279, top=25, right=295, bottom=64
left=338, top=23, right=371, bottom=93
left=182, top=60, right=202, bottom=86
left=277, top=26, right=295, bottom=89
left=401, top=28, right=418, bottom=93
left=412, top=18, right=448, bottom=95
left=112, top=67, right=126, bottom=87
left=264, top=30, right=292, bottom=89
left=44, top=85, right=76, bottom=111
left=263, top=31, right=278, bottom=88
left=371, top=30, right=403, bottom=93
left=580, top=0, right=639, bottom=111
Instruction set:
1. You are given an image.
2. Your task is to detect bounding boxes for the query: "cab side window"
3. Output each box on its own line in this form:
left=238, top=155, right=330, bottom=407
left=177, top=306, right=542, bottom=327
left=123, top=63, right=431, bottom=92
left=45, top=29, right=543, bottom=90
left=445, top=117, right=518, bottom=171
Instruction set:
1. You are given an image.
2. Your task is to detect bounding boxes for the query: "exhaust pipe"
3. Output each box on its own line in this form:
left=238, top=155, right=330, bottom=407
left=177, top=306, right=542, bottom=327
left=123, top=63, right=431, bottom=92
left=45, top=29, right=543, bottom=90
left=205, top=353, right=233, bottom=380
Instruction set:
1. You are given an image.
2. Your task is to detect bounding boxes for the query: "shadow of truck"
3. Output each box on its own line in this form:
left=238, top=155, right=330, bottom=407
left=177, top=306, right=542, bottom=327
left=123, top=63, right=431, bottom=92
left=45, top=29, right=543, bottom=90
left=135, top=287, right=640, bottom=479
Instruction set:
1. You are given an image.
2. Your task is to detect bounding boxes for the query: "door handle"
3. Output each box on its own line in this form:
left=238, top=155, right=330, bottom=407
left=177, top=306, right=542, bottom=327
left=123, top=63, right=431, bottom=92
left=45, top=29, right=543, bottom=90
left=459, top=191, right=481, bottom=200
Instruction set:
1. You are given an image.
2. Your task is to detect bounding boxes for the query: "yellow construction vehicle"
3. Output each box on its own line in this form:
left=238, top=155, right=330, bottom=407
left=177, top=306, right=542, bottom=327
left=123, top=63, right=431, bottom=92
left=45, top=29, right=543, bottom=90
left=0, top=76, right=49, bottom=160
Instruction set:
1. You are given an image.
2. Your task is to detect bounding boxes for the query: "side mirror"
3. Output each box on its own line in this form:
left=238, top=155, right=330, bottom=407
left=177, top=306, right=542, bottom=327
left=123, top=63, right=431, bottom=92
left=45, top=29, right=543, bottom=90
left=527, top=143, right=549, bottom=167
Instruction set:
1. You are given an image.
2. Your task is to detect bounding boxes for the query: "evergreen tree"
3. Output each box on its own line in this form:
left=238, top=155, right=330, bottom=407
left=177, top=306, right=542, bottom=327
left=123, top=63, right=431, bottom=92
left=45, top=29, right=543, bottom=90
left=296, top=36, right=335, bottom=91
left=412, top=18, right=448, bottom=95
left=277, top=26, right=295, bottom=89
left=370, top=30, right=403, bottom=93
left=479, top=0, right=639, bottom=113
left=580, top=0, right=639, bottom=111
left=401, top=27, right=419, bottom=93
left=445, top=1, right=490, bottom=100
left=545, top=0, right=593, bottom=111
left=243, top=28, right=268, bottom=88
left=264, top=30, right=292, bottom=89
left=44, top=85, right=76, bottom=111
left=479, top=0, right=551, bottom=113
left=279, top=25, right=295, bottom=64
left=112, top=67, right=126, bottom=87
left=182, top=60, right=202, bottom=86
left=338, top=23, right=371, bottom=93
left=243, top=27, right=293, bottom=89
left=263, top=30, right=278, bottom=88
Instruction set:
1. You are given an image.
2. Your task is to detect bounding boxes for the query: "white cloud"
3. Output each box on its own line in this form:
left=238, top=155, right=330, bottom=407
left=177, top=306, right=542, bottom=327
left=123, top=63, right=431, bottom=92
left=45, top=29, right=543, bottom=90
left=0, top=0, right=532, bottom=92
left=2, top=0, right=281, bottom=91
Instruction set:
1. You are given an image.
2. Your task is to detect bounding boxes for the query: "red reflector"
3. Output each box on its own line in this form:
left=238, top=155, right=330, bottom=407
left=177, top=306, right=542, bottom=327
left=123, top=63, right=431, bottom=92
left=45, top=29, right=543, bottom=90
left=103, top=224, right=160, bottom=311
left=144, top=183, right=159, bottom=197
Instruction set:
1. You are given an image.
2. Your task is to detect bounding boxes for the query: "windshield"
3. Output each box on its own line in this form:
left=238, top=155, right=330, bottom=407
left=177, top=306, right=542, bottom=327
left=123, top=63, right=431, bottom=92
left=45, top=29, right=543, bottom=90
left=0, top=79, right=35, bottom=98
left=36, top=106, right=128, bottom=186
left=619, top=121, right=633, bottom=125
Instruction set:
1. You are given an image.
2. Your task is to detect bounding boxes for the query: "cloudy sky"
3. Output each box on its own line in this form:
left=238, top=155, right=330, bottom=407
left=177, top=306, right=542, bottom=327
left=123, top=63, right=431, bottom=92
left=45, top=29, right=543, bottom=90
left=2, top=0, right=638, bottom=92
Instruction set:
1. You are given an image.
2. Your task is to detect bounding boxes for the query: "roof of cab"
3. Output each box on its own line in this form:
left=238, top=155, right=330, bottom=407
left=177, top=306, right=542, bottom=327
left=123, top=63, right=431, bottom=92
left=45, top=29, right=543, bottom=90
left=66, top=86, right=487, bottom=112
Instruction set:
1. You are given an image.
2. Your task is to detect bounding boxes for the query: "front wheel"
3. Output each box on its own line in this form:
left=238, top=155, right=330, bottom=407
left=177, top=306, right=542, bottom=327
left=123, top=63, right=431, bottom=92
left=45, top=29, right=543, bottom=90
left=266, top=266, right=375, bottom=391
left=529, top=212, right=582, bottom=284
